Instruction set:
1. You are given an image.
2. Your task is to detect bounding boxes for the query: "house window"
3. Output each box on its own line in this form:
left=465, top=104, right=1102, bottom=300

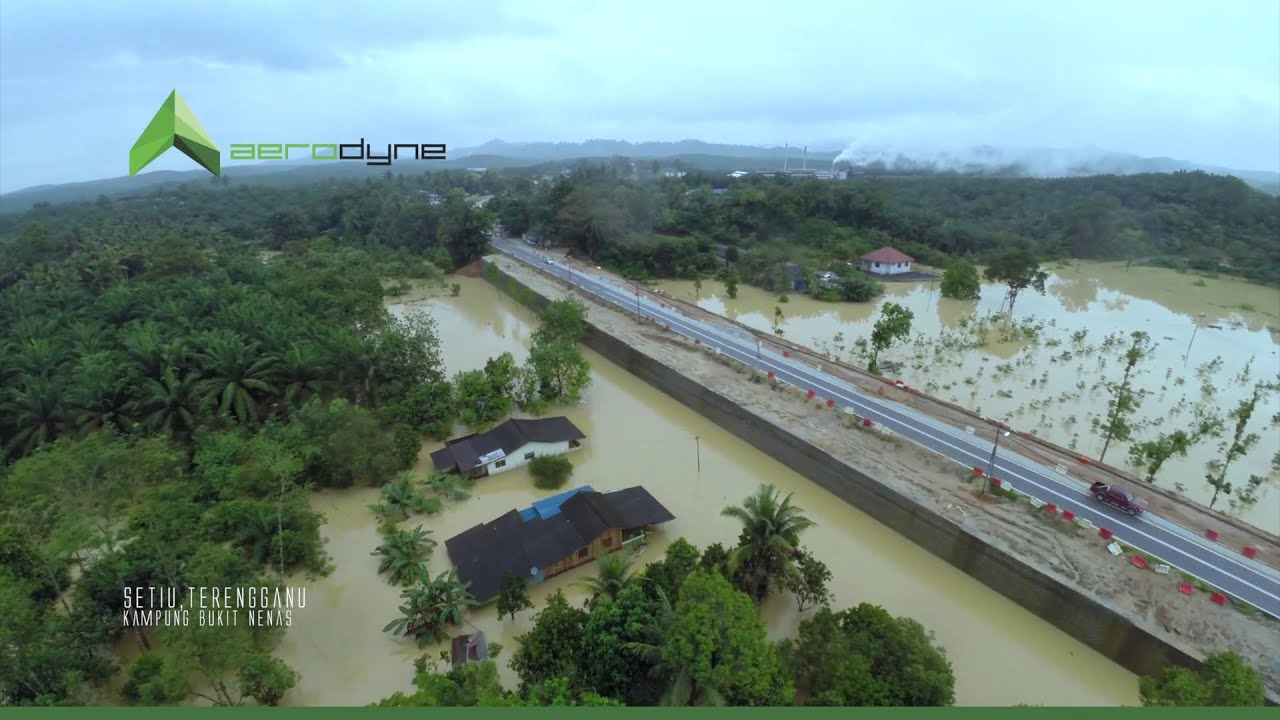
left=569, top=439, right=581, bottom=448
left=524, top=451, right=535, bottom=460
left=494, top=460, right=506, bottom=469
left=576, top=547, right=589, bottom=559
left=602, top=536, right=613, bottom=548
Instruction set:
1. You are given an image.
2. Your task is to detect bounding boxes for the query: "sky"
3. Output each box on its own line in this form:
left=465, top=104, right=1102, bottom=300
left=1, top=0, right=1277, bottom=193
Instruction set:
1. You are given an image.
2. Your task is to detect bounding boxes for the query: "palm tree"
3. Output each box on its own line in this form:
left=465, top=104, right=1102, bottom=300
left=4, top=378, right=67, bottom=456
left=579, top=550, right=638, bottom=602
left=624, top=587, right=726, bottom=707
left=134, top=368, right=202, bottom=439
left=67, top=357, right=136, bottom=434
left=422, top=471, right=471, bottom=502
left=194, top=330, right=281, bottom=424
left=720, top=484, right=815, bottom=602
left=383, top=569, right=477, bottom=646
left=372, top=525, right=437, bottom=586
left=278, top=341, right=331, bottom=410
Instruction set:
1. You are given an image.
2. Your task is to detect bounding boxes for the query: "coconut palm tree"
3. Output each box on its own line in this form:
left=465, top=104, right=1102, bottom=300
left=373, top=525, right=437, bottom=586
left=579, top=550, right=638, bottom=602
left=720, top=483, right=814, bottom=602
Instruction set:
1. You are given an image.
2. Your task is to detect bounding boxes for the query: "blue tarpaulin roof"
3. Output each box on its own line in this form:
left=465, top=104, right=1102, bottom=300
left=519, top=485, right=595, bottom=522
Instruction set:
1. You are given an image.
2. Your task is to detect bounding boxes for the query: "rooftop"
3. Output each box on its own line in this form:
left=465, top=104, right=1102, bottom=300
left=445, top=486, right=675, bottom=602
left=860, top=246, right=915, bottom=264
left=430, top=417, right=586, bottom=473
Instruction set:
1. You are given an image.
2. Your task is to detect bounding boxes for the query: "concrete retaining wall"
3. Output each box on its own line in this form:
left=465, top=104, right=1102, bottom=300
left=482, top=259, right=1277, bottom=704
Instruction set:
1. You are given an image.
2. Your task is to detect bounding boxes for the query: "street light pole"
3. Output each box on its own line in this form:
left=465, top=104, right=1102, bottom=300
left=756, top=336, right=761, bottom=360
left=981, top=422, right=1005, bottom=496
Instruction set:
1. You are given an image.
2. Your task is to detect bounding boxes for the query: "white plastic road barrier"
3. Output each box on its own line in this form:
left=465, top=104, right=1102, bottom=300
left=965, top=426, right=975, bottom=435
left=1029, top=498, right=1046, bottom=508
left=1077, top=518, right=1095, bottom=529
left=1155, top=564, right=1171, bottom=575
left=1107, top=542, right=1123, bottom=557
left=1054, top=464, right=1068, bottom=475
left=1003, top=483, right=1015, bottom=494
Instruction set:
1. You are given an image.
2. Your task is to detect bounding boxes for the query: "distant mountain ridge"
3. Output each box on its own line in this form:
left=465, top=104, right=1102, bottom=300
left=2, top=139, right=1276, bottom=213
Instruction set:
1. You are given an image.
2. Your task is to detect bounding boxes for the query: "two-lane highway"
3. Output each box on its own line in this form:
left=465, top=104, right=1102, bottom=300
left=494, top=241, right=1280, bottom=617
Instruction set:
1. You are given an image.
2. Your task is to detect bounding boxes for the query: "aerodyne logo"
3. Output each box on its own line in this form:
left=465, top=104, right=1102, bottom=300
left=129, top=90, right=221, bottom=176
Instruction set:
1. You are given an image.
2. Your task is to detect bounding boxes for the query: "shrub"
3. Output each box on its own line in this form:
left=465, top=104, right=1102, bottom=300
left=529, top=454, right=574, bottom=490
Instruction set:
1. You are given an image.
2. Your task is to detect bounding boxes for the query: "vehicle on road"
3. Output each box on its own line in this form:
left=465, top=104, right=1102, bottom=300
left=1090, top=481, right=1146, bottom=516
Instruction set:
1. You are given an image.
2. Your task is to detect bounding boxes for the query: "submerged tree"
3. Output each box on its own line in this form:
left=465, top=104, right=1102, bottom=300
left=373, top=525, right=437, bottom=587
left=1139, top=651, right=1264, bottom=707
left=1093, top=331, right=1154, bottom=462
left=720, top=484, right=815, bottom=603
left=867, top=302, right=914, bottom=375
left=939, top=261, right=981, bottom=301
left=384, top=569, right=477, bottom=647
left=782, top=547, right=833, bottom=612
left=983, top=249, right=1048, bottom=316
left=497, top=572, right=533, bottom=622
left=1205, top=381, right=1277, bottom=509
left=1128, top=409, right=1223, bottom=483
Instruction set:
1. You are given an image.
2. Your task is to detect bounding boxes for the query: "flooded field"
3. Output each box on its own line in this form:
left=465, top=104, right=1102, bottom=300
left=273, top=276, right=1141, bottom=707
left=656, top=262, right=1280, bottom=534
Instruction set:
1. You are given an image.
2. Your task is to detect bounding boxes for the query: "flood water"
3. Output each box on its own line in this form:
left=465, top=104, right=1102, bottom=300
left=271, top=275, right=1142, bottom=707
left=657, top=262, right=1280, bottom=533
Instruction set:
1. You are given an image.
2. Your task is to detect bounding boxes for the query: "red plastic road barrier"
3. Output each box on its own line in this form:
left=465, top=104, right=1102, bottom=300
left=1079, top=457, right=1092, bottom=465
left=876, top=386, right=886, bottom=396
left=826, top=399, right=835, bottom=408
left=664, top=324, right=671, bottom=331
left=806, top=389, right=816, bottom=399
left=1211, top=592, right=1227, bottom=605
left=1244, top=546, right=1258, bottom=559
left=1099, top=528, right=1113, bottom=539
left=1178, top=582, right=1194, bottom=595
left=862, top=418, right=873, bottom=427
left=1205, top=529, right=1219, bottom=541
left=1045, top=504, right=1058, bottom=514
left=1022, top=431, right=1034, bottom=439
left=694, top=338, right=701, bottom=345
left=1130, top=555, right=1148, bottom=570
left=767, top=371, right=774, bottom=379
left=1062, top=511, right=1076, bottom=522
left=783, top=351, right=791, bottom=358
left=990, top=477, right=1003, bottom=488
left=972, top=467, right=985, bottom=476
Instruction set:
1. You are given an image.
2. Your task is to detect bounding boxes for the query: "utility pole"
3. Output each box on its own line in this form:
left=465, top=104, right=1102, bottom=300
left=635, top=284, right=641, bottom=316
left=981, top=422, right=1006, bottom=496
left=1184, top=312, right=1206, bottom=359
left=695, top=436, right=701, bottom=473
left=756, top=336, right=761, bottom=360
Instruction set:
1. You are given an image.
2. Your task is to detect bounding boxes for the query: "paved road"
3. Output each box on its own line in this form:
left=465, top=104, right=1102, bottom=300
left=495, top=241, right=1280, bottom=617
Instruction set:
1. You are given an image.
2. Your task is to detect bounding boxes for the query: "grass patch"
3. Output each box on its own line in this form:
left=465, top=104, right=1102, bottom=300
left=989, top=484, right=1020, bottom=501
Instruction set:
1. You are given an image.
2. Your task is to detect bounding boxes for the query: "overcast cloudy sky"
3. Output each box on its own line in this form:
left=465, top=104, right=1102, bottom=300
left=1, top=0, right=1277, bottom=193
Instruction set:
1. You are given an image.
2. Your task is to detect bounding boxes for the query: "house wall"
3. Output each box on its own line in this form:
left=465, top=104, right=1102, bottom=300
left=483, top=440, right=581, bottom=476
left=480, top=259, right=1280, bottom=704
left=861, top=260, right=912, bottom=275
left=543, top=528, right=624, bottom=579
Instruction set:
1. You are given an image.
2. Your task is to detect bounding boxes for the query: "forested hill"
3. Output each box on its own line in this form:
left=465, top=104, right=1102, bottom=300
left=1, top=165, right=1277, bottom=286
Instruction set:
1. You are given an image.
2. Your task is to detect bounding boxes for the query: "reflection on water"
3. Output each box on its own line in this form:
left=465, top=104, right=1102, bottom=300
left=658, top=262, right=1280, bottom=533
left=272, top=276, right=1141, bottom=707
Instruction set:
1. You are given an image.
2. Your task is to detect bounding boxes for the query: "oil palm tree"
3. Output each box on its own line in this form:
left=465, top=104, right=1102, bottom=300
left=623, top=587, right=726, bottom=706
left=194, top=330, right=281, bottom=424
left=4, top=377, right=67, bottom=456
left=134, top=368, right=203, bottom=439
left=720, top=483, right=814, bottom=602
left=579, top=550, right=638, bottom=602
left=372, top=525, right=437, bottom=586
left=278, top=341, right=332, bottom=410
left=67, top=354, right=137, bottom=433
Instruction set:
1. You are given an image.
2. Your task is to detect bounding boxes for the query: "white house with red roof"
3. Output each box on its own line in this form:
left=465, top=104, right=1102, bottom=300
left=858, top=246, right=915, bottom=276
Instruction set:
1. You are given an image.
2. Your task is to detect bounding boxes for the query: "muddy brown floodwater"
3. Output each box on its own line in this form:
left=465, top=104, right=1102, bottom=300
left=657, top=262, right=1280, bottom=534
left=272, top=276, right=1142, bottom=707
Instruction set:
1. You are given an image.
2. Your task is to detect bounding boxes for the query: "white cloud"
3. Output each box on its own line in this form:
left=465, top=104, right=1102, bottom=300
left=1, top=0, right=1277, bottom=192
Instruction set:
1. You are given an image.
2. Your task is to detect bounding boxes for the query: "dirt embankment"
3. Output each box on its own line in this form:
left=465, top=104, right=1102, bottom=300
left=486, top=252, right=1280, bottom=701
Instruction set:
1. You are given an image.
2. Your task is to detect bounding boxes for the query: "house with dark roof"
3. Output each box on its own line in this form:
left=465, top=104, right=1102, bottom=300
left=445, top=485, right=676, bottom=604
left=429, top=417, right=585, bottom=479
left=859, top=246, right=915, bottom=276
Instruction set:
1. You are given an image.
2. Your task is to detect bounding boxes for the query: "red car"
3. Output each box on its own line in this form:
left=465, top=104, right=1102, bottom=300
left=1090, top=481, right=1147, bottom=516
